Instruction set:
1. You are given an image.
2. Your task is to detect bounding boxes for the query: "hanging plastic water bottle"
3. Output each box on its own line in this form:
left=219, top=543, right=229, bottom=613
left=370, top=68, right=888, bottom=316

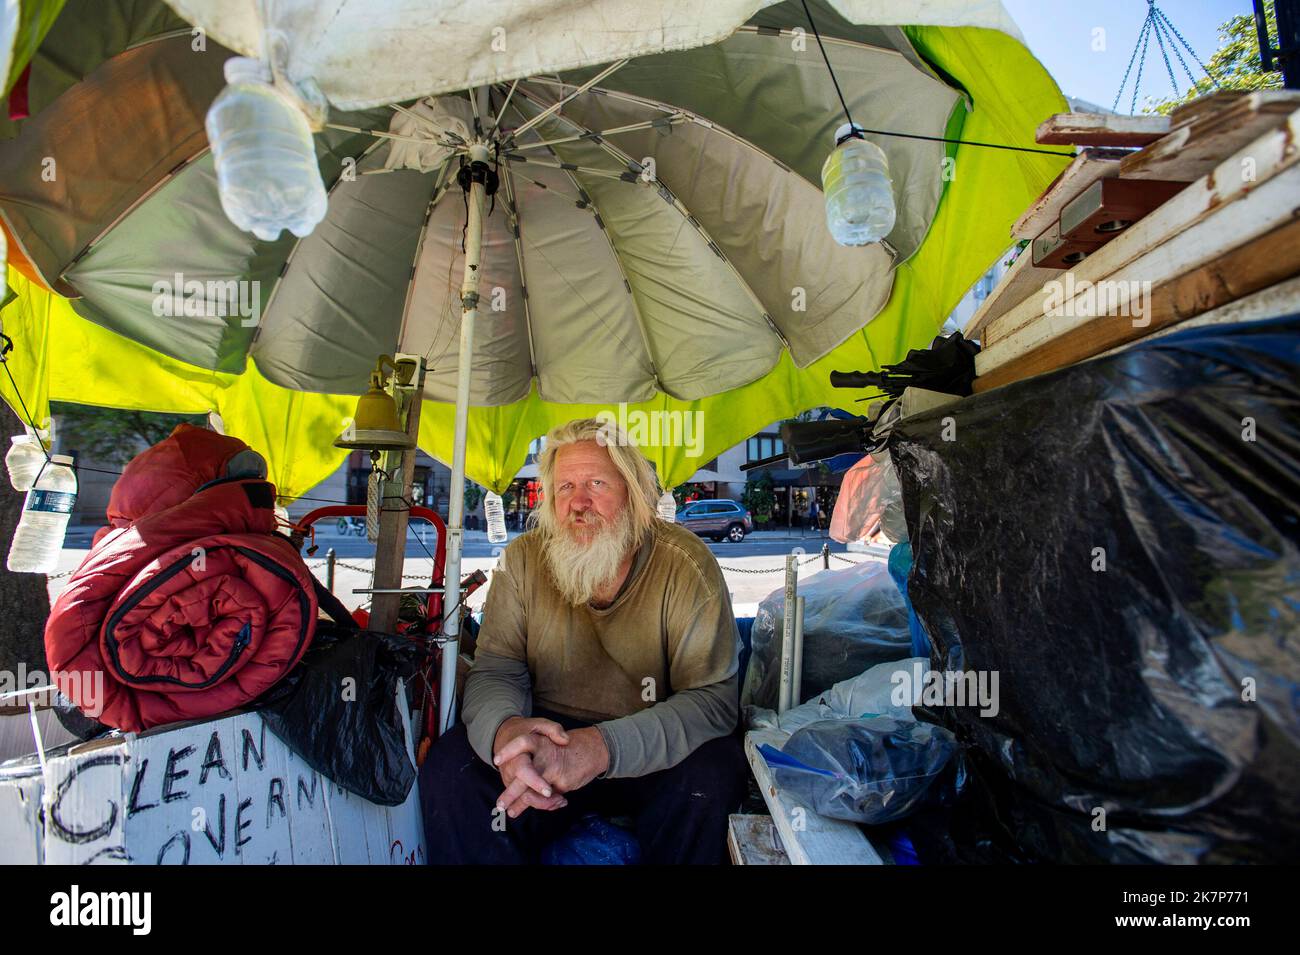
left=657, top=491, right=678, bottom=522
left=821, top=123, right=896, bottom=247
left=205, top=50, right=328, bottom=242
left=484, top=492, right=508, bottom=544
left=6, top=429, right=50, bottom=491
left=7, top=454, right=77, bottom=574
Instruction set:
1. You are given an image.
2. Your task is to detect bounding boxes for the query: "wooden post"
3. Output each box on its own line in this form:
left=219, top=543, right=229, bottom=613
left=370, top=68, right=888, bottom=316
left=369, top=359, right=425, bottom=633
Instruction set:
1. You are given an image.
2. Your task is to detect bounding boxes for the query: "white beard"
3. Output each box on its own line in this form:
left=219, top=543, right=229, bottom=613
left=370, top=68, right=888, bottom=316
left=541, top=506, right=637, bottom=607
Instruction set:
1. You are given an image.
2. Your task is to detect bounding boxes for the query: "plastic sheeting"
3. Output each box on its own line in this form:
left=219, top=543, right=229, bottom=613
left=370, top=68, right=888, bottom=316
left=748, top=655, right=927, bottom=734
left=741, top=559, right=913, bottom=710
left=829, top=450, right=905, bottom=543
left=890, top=315, right=1300, bottom=864
left=762, top=716, right=957, bottom=824
left=161, top=0, right=1023, bottom=110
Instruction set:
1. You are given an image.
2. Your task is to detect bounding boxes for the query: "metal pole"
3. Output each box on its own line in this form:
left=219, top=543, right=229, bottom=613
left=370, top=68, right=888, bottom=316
left=438, top=138, right=488, bottom=734
left=821, top=542, right=830, bottom=569
left=326, top=548, right=336, bottom=593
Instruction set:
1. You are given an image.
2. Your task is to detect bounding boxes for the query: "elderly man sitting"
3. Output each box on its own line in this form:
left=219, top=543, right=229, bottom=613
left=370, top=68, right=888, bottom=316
left=419, top=417, right=748, bottom=864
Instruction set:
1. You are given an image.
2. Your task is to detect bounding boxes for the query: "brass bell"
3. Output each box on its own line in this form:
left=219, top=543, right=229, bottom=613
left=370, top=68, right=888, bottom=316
left=335, top=355, right=416, bottom=451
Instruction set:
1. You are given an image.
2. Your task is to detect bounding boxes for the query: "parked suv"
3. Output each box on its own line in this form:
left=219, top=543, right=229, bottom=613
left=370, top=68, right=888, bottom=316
left=675, top=499, right=753, bottom=543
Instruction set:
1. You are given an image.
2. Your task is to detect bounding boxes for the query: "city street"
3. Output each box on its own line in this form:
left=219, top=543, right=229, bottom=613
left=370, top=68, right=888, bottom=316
left=52, top=523, right=882, bottom=616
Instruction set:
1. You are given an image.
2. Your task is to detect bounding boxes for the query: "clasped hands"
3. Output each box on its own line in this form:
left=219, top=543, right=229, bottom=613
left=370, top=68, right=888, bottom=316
left=491, top=716, right=610, bottom=818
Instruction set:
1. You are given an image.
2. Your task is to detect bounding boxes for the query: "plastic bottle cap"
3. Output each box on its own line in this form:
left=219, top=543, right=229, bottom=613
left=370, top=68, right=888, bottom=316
left=834, top=122, right=866, bottom=145
left=224, top=55, right=272, bottom=87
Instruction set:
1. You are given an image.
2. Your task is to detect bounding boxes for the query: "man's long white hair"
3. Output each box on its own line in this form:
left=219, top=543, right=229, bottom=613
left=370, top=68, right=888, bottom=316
left=529, top=417, right=662, bottom=605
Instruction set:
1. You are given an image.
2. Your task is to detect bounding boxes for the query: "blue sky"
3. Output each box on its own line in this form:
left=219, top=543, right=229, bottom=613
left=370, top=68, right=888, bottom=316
left=1001, top=0, right=1253, bottom=112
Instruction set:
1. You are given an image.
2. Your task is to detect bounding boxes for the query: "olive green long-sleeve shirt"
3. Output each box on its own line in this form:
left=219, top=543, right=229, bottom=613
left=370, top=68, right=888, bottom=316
left=462, top=520, right=740, bottom=778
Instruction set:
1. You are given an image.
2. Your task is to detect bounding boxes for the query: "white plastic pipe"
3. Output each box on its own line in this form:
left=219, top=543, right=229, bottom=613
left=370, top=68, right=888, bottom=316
left=791, top=595, right=805, bottom=710
left=778, top=554, right=798, bottom=714
left=438, top=139, right=488, bottom=734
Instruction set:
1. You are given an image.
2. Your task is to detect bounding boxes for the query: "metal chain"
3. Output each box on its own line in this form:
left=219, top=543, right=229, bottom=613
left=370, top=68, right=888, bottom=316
left=1112, top=12, right=1151, bottom=112
left=1150, top=13, right=1180, bottom=98
left=1155, top=7, right=1218, bottom=88
left=1131, top=16, right=1153, bottom=115
left=716, top=553, right=824, bottom=574
left=830, top=552, right=868, bottom=564
left=1155, top=10, right=1201, bottom=91
left=307, top=558, right=439, bottom=582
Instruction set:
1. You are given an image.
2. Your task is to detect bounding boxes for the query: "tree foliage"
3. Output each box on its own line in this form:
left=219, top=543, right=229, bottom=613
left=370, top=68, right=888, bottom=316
left=1145, top=1, right=1283, bottom=115
left=50, top=402, right=207, bottom=466
left=741, top=470, right=775, bottom=519
left=463, top=479, right=484, bottom=513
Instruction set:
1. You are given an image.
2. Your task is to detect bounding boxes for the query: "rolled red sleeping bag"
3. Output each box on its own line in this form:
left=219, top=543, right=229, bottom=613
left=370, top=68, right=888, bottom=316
left=45, top=426, right=318, bottom=732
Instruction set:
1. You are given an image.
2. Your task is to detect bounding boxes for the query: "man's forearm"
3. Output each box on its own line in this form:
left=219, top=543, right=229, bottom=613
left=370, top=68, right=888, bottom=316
left=462, top=650, right=533, bottom=765
left=595, top=673, right=738, bottom=778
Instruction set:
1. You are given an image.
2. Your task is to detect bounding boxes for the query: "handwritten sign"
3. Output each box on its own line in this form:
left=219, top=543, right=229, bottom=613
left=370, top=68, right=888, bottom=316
left=2, top=702, right=424, bottom=865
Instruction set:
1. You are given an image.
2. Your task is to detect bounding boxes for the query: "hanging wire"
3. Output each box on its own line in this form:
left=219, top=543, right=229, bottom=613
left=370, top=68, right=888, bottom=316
left=798, top=0, right=1072, bottom=157
left=0, top=333, right=52, bottom=466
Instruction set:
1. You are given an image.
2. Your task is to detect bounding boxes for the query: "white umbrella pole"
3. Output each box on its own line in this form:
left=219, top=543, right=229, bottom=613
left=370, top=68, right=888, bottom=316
left=438, top=140, right=489, bottom=734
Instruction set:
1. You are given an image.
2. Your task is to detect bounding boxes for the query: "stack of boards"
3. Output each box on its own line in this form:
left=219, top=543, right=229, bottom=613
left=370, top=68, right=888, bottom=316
left=967, top=91, right=1300, bottom=392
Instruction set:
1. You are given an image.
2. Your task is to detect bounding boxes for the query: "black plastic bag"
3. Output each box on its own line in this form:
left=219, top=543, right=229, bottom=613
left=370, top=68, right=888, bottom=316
left=890, top=315, right=1300, bottom=864
left=256, top=589, right=424, bottom=807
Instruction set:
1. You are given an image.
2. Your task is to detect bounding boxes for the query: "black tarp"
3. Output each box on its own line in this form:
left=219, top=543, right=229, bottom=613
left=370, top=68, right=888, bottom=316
left=890, top=315, right=1300, bottom=864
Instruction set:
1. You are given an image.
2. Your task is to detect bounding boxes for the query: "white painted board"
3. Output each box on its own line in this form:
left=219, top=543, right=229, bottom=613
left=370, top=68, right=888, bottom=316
left=0, top=693, right=425, bottom=865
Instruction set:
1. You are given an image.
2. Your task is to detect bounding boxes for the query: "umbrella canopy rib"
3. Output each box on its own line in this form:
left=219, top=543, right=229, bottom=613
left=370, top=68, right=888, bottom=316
left=497, top=162, right=539, bottom=379
left=511, top=83, right=793, bottom=355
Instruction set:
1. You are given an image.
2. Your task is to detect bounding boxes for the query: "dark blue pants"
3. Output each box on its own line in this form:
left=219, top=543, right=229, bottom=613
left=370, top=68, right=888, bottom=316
left=419, top=708, right=748, bottom=864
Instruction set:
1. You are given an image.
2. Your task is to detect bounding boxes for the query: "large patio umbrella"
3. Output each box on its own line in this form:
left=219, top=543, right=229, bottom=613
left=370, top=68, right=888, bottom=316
left=0, top=0, right=1068, bottom=728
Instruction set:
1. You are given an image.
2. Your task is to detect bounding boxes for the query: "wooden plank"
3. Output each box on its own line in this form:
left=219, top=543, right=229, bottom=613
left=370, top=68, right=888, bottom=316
left=370, top=359, right=427, bottom=633
left=964, top=248, right=1057, bottom=339
left=727, top=814, right=790, bottom=865
left=743, top=729, right=883, bottom=865
left=1121, top=91, right=1300, bottom=182
left=973, top=214, right=1300, bottom=392
left=982, top=106, right=1300, bottom=349
left=1093, top=274, right=1300, bottom=359
left=1036, top=112, right=1170, bottom=147
left=977, top=162, right=1300, bottom=375
left=1012, top=147, right=1130, bottom=240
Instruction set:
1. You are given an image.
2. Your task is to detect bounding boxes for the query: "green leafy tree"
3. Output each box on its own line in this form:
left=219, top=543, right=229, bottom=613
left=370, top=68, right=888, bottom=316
left=463, top=480, right=484, bottom=513
left=742, top=471, right=775, bottom=522
left=51, top=402, right=207, bottom=466
left=1145, top=1, right=1283, bottom=114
